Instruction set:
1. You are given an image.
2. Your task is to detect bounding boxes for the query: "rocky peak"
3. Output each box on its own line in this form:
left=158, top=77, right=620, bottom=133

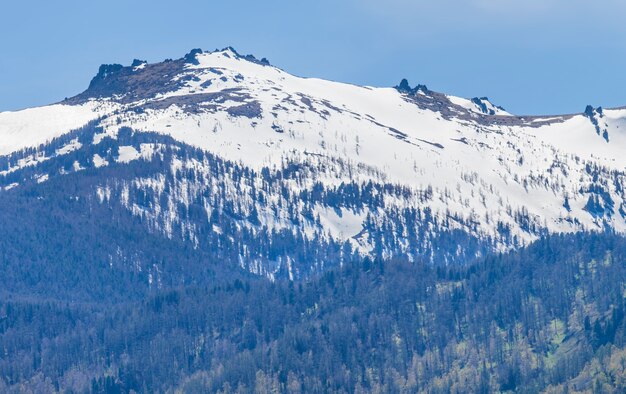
left=64, top=47, right=272, bottom=105
left=395, top=79, right=429, bottom=95
left=184, top=48, right=203, bottom=65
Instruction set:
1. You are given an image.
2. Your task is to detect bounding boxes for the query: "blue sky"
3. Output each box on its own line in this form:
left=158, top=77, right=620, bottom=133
left=1, top=0, right=625, bottom=115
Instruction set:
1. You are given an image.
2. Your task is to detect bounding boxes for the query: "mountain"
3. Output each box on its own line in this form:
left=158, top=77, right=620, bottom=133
left=1, top=47, right=625, bottom=285
left=1, top=47, right=626, bottom=393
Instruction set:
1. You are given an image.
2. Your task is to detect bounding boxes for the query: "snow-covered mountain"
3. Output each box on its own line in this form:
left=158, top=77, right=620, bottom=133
left=1, top=47, right=625, bottom=278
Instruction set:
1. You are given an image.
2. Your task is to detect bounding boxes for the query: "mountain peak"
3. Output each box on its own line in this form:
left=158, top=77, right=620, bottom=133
left=183, top=48, right=204, bottom=64
left=90, top=64, right=124, bottom=83
left=215, top=46, right=271, bottom=66
left=187, top=47, right=271, bottom=67
left=64, top=47, right=273, bottom=105
left=395, top=79, right=430, bottom=95
left=470, top=97, right=508, bottom=116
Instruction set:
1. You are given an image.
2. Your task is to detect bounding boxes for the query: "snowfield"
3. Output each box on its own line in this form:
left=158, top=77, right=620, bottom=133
left=1, top=48, right=625, bottom=263
left=0, top=101, right=116, bottom=156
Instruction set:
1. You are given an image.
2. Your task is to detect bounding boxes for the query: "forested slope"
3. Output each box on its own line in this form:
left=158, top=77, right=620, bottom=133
left=1, top=232, right=624, bottom=393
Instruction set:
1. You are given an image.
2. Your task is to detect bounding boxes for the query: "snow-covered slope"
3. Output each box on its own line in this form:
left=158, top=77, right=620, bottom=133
left=447, top=95, right=512, bottom=116
left=0, top=102, right=115, bottom=155
left=1, top=47, right=625, bottom=271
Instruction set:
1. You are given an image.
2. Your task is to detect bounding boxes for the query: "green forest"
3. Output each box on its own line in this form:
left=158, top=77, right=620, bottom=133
left=1, top=232, right=625, bottom=393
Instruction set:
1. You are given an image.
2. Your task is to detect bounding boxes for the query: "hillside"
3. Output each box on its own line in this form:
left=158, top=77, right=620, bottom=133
left=0, top=233, right=624, bottom=392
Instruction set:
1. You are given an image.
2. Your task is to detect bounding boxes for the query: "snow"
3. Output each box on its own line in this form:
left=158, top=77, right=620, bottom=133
left=93, top=154, right=108, bottom=168
left=117, top=146, right=141, bottom=163
left=447, top=95, right=512, bottom=116
left=56, top=139, right=82, bottom=155
left=314, top=206, right=367, bottom=245
left=2, top=48, right=626, bottom=250
left=0, top=102, right=114, bottom=156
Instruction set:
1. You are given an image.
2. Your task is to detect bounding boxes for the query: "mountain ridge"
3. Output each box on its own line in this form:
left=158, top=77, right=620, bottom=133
left=65, top=47, right=622, bottom=118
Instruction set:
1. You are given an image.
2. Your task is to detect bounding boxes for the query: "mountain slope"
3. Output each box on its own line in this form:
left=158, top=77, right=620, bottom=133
left=1, top=47, right=625, bottom=277
left=1, top=233, right=625, bottom=393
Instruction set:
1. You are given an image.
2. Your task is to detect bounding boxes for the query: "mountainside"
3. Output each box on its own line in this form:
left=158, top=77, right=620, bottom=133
left=2, top=47, right=626, bottom=394
left=1, top=47, right=626, bottom=280
left=1, top=233, right=625, bottom=392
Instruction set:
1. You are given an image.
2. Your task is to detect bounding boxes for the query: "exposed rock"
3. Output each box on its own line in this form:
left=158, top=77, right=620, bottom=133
left=184, top=48, right=203, bottom=65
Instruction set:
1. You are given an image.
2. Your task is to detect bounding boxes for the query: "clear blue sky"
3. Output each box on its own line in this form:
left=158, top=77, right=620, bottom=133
left=1, top=0, right=625, bottom=115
